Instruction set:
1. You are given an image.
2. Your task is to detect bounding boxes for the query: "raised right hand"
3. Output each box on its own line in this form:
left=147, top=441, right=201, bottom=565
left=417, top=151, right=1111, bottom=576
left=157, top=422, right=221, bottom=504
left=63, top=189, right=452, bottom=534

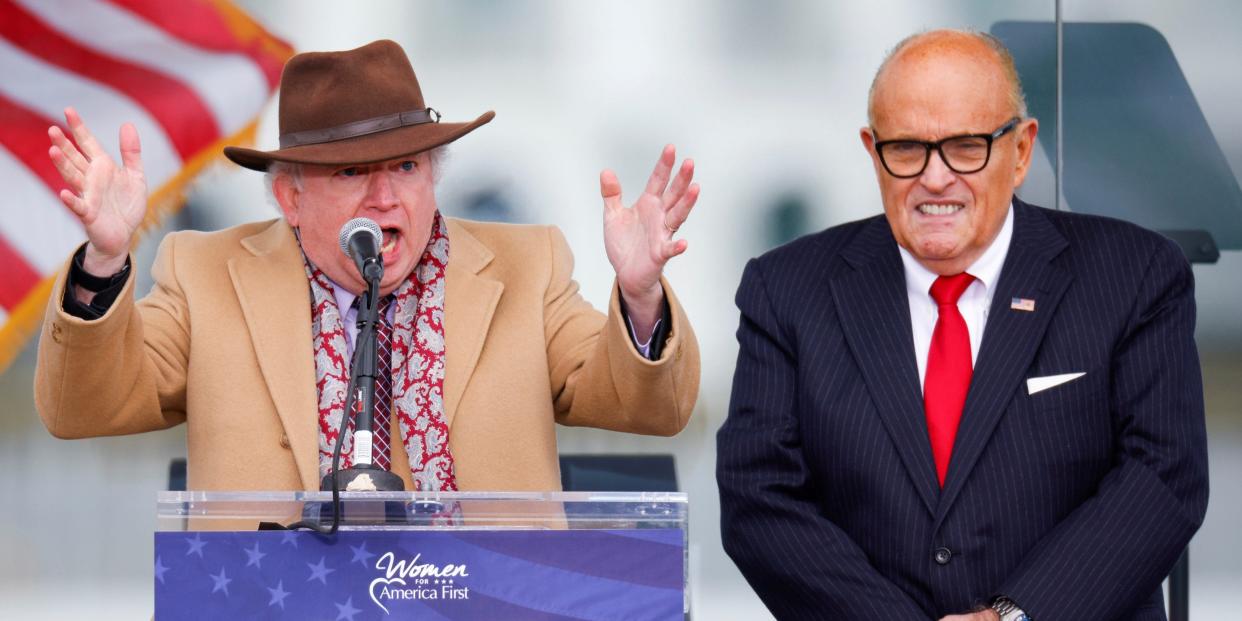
left=48, top=107, right=147, bottom=276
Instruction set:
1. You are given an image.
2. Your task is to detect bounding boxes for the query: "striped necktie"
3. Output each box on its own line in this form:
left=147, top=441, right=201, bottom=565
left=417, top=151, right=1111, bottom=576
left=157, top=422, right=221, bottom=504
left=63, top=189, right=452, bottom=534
left=371, top=296, right=394, bottom=471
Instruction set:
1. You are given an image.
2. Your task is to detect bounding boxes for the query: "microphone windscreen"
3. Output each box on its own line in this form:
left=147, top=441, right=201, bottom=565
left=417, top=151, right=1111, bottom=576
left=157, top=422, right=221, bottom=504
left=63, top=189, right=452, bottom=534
left=337, top=217, right=382, bottom=257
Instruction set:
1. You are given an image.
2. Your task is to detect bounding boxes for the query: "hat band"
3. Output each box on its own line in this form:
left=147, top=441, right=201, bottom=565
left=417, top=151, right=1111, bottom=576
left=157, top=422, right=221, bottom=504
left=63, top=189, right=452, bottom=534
left=279, top=107, right=441, bottom=149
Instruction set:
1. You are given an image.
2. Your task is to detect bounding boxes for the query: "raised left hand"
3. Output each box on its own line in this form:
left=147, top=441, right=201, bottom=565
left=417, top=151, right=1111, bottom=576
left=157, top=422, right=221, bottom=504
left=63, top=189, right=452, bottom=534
left=601, top=144, right=700, bottom=336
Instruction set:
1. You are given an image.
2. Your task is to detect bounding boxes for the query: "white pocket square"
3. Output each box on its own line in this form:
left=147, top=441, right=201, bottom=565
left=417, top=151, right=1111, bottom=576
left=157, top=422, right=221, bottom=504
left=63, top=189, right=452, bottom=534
left=1026, top=372, right=1086, bottom=395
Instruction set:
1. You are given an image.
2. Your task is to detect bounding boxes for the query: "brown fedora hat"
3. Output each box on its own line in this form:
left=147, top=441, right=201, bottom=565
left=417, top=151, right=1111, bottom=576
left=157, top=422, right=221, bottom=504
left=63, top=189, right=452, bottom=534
left=224, top=39, right=494, bottom=172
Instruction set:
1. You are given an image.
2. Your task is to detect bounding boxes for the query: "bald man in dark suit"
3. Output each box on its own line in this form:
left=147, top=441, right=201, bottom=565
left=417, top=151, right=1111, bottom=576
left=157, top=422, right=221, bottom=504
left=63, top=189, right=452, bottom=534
left=717, top=30, right=1207, bottom=621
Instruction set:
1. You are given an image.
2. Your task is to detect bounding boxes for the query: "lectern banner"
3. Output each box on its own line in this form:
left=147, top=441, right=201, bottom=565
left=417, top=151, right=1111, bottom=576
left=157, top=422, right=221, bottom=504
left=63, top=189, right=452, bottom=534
left=154, top=528, right=684, bottom=620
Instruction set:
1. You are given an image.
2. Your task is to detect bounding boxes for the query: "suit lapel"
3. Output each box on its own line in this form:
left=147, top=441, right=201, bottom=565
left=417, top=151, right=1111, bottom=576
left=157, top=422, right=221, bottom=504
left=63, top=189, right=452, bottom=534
left=832, top=218, right=940, bottom=515
left=442, top=219, right=503, bottom=429
left=934, top=200, right=1072, bottom=525
left=229, top=220, right=320, bottom=490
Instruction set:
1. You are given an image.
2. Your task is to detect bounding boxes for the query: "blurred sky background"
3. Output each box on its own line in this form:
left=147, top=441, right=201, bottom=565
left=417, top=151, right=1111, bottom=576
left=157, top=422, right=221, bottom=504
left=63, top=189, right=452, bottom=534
left=2, top=1, right=1240, bottom=618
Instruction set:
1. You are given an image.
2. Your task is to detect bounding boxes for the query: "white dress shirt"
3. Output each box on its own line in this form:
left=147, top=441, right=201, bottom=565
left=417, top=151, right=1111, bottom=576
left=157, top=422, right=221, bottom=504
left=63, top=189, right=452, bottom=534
left=898, top=204, right=1014, bottom=392
left=331, top=285, right=393, bottom=357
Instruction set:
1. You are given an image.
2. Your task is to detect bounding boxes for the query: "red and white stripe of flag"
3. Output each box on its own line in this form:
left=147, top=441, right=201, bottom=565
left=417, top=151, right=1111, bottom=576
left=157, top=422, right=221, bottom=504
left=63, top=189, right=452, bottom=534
left=0, top=0, right=292, bottom=372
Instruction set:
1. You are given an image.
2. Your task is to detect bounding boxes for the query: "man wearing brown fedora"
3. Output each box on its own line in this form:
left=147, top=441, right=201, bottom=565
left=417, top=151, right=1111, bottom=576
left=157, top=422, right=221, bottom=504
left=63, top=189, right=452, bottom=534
left=33, top=39, right=700, bottom=493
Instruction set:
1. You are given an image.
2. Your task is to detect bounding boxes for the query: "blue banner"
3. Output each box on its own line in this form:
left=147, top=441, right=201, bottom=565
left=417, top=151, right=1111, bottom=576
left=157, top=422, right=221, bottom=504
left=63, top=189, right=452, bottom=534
left=155, top=528, right=684, bottom=620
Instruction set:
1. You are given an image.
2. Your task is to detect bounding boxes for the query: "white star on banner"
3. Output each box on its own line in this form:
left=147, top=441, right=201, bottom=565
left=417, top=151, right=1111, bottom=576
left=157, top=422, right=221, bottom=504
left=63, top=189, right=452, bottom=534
left=307, top=557, right=335, bottom=585
left=209, top=567, right=232, bottom=597
left=335, top=596, right=362, bottom=621
left=185, top=534, right=207, bottom=558
left=281, top=530, right=300, bottom=547
left=267, top=580, right=291, bottom=610
left=349, top=541, right=376, bottom=568
left=244, top=542, right=267, bottom=569
left=153, top=557, right=169, bottom=584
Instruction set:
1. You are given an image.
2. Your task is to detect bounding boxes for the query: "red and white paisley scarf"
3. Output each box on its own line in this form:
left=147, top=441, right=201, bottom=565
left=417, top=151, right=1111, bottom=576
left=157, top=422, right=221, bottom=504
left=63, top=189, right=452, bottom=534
left=304, top=212, right=457, bottom=491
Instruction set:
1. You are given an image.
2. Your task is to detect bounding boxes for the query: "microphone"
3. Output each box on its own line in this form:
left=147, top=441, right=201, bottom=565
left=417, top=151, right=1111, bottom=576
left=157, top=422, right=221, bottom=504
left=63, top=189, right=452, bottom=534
left=315, top=217, right=405, bottom=497
left=270, top=218, right=403, bottom=533
left=338, top=218, right=384, bottom=283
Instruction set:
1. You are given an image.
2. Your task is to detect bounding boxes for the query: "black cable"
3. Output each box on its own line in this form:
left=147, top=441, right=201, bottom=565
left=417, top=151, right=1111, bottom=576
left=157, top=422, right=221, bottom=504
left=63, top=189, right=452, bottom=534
left=270, top=284, right=380, bottom=536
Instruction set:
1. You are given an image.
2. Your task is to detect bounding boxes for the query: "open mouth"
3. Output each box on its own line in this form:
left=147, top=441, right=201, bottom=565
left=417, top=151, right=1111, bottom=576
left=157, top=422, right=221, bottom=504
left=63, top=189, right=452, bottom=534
left=916, top=202, right=964, bottom=216
left=380, top=228, right=399, bottom=257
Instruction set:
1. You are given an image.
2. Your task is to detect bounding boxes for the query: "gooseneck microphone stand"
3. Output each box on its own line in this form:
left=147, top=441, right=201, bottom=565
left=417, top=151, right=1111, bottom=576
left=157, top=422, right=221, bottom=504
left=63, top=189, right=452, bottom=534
left=269, top=219, right=404, bottom=535
left=320, top=262, right=406, bottom=494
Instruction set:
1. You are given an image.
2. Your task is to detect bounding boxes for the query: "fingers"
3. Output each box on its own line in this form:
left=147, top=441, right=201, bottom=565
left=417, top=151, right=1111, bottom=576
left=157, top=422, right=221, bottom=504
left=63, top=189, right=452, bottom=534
left=63, top=106, right=106, bottom=161
left=48, top=125, right=88, bottom=173
left=662, top=158, right=694, bottom=209
left=58, top=188, right=89, bottom=219
left=660, top=238, right=689, bottom=261
left=118, top=122, right=143, bottom=174
left=664, top=182, right=700, bottom=234
left=599, top=169, right=624, bottom=213
left=642, top=144, right=676, bottom=197
left=48, top=145, right=86, bottom=190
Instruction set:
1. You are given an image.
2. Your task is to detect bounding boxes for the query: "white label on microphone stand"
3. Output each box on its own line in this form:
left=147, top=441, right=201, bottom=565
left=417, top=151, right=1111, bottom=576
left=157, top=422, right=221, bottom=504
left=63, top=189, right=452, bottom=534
left=353, top=430, right=373, bottom=465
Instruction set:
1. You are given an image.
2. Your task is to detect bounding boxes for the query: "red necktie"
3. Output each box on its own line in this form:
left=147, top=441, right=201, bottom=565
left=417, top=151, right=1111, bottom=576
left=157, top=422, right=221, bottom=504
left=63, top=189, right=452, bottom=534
left=371, top=296, right=394, bottom=471
left=924, top=273, right=975, bottom=487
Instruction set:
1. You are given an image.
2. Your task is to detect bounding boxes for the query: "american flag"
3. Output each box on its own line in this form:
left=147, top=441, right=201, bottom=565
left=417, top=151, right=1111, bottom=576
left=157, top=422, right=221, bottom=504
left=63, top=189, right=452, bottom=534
left=1010, top=297, right=1036, bottom=312
left=0, top=0, right=291, bottom=372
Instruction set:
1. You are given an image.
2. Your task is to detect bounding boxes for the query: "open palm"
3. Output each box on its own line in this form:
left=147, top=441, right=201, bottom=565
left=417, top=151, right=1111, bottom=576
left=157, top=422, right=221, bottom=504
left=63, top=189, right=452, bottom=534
left=48, top=107, right=147, bottom=267
left=601, top=144, right=699, bottom=303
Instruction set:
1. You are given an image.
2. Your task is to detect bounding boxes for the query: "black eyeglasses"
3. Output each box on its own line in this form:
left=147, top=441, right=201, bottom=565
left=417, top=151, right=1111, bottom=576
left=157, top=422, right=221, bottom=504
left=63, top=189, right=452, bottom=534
left=873, top=117, right=1022, bottom=178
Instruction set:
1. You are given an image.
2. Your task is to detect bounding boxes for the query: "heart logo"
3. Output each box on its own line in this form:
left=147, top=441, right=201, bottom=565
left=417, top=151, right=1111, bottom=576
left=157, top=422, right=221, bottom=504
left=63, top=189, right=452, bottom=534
left=369, top=577, right=407, bottom=615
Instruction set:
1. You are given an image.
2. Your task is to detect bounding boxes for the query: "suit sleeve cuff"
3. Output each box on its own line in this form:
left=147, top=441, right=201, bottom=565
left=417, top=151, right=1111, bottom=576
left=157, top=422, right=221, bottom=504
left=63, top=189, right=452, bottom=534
left=63, top=244, right=131, bottom=320
left=618, top=290, right=672, bottom=361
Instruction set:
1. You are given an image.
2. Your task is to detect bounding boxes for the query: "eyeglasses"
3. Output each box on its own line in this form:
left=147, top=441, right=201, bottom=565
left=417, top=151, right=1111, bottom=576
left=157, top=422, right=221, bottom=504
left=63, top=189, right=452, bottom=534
left=873, top=117, right=1022, bottom=178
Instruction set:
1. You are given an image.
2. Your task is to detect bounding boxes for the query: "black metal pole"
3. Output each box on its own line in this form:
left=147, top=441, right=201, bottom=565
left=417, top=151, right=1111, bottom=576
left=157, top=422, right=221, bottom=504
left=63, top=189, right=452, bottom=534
left=352, top=284, right=379, bottom=442
left=318, top=277, right=404, bottom=493
left=1168, top=548, right=1189, bottom=621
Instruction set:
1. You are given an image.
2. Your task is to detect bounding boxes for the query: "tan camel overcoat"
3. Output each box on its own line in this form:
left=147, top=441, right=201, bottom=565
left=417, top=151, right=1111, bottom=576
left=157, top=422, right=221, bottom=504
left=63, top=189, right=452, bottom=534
left=34, top=217, right=699, bottom=492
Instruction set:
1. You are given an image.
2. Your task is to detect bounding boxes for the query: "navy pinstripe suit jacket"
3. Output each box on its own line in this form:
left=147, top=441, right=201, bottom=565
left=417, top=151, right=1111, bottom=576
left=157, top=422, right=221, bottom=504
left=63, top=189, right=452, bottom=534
left=717, top=198, right=1209, bottom=621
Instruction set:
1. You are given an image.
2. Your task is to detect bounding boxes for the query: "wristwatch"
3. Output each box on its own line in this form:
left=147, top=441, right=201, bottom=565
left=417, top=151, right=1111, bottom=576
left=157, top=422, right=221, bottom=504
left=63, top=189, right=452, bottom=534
left=991, top=597, right=1030, bottom=621
left=72, top=247, right=131, bottom=293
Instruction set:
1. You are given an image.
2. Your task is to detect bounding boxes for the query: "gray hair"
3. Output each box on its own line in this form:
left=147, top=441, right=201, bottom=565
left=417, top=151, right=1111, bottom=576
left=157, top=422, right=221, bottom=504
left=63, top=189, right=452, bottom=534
left=866, top=29, right=1029, bottom=127
left=264, top=146, right=449, bottom=210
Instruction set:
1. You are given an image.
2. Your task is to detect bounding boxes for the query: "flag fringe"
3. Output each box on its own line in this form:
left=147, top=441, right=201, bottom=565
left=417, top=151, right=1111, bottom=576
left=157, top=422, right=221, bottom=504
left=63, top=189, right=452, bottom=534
left=208, top=0, right=295, bottom=62
left=0, top=275, right=56, bottom=374
left=0, top=118, right=263, bottom=375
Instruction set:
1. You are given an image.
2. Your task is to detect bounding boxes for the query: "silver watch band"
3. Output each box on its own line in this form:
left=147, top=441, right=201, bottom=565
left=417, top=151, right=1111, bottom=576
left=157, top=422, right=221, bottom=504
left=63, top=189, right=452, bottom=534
left=991, top=596, right=1028, bottom=621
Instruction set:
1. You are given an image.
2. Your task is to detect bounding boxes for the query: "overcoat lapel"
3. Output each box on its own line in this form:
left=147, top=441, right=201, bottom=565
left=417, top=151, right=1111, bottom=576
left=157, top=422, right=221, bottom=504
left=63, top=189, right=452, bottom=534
left=934, top=199, right=1072, bottom=525
left=832, top=218, right=940, bottom=515
left=442, top=219, right=503, bottom=429
left=226, top=219, right=502, bottom=489
left=230, top=220, right=320, bottom=490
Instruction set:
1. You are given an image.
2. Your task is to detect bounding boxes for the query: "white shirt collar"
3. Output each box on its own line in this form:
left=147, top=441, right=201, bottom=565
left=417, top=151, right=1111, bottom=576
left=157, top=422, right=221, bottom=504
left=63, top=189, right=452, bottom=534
left=332, top=281, right=360, bottom=319
left=324, top=275, right=404, bottom=354
left=898, top=202, right=1014, bottom=298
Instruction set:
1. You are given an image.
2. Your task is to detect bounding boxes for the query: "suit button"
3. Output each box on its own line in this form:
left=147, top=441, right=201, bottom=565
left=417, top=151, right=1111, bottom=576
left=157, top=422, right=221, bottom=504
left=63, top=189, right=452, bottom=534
left=279, top=433, right=291, bottom=449
left=934, top=547, right=952, bottom=565
left=51, top=323, right=63, bottom=344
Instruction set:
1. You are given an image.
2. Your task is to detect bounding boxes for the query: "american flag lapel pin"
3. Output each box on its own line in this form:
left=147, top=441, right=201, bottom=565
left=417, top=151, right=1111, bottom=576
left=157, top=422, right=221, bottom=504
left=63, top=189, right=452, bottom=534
left=1011, top=297, right=1036, bottom=312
